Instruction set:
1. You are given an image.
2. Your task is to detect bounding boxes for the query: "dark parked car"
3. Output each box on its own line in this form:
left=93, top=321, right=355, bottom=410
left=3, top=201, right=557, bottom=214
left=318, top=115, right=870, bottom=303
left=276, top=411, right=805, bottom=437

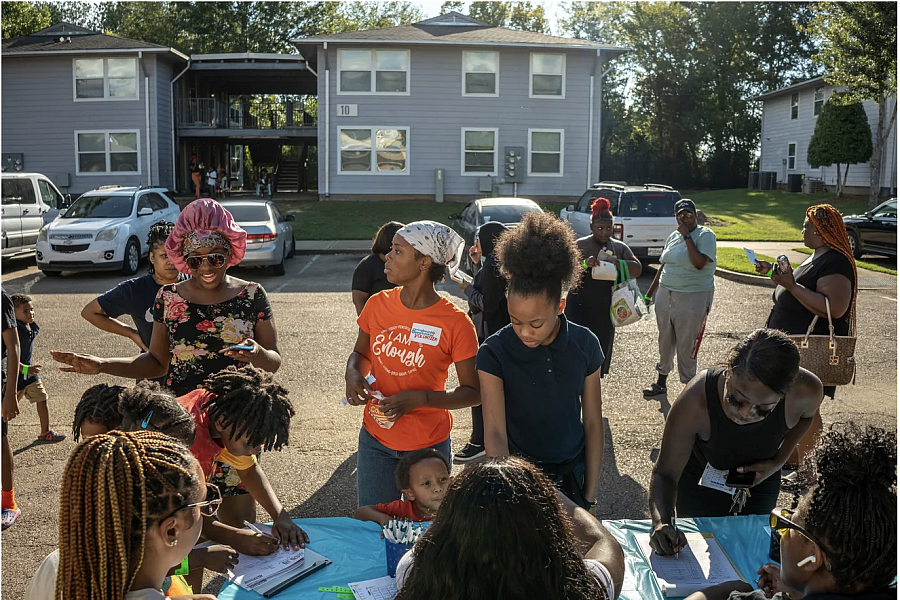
left=449, top=197, right=544, bottom=272
left=843, top=198, right=896, bottom=259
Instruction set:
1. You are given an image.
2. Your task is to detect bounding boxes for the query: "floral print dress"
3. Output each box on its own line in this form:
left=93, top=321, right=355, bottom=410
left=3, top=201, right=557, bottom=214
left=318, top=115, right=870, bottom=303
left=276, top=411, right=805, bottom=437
left=153, top=282, right=273, bottom=394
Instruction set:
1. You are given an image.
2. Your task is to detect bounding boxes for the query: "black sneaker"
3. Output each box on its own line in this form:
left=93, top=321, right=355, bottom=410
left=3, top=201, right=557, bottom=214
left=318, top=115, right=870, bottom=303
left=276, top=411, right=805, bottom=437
left=453, top=443, right=486, bottom=464
left=642, top=382, right=667, bottom=397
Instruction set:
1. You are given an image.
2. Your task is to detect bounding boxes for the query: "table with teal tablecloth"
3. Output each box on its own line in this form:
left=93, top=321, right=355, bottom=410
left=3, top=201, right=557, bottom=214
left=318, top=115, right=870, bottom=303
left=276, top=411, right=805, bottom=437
left=217, top=515, right=773, bottom=599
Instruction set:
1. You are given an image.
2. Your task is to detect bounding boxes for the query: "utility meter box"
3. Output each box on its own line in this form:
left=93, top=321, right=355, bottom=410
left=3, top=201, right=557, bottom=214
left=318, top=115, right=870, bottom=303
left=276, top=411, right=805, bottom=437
left=504, top=146, right=525, bottom=183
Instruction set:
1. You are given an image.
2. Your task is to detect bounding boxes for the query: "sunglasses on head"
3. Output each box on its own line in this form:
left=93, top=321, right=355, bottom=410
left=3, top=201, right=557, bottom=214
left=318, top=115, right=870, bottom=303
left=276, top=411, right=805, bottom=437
left=770, top=508, right=832, bottom=558
left=185, top=253, right=227, bottom=270
left=164, top=483, right=222, bottom=520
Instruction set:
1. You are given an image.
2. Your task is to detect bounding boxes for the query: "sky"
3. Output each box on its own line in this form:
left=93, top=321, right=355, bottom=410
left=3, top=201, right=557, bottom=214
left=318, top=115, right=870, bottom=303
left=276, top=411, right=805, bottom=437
left=414, top=0, right=566, bottom=34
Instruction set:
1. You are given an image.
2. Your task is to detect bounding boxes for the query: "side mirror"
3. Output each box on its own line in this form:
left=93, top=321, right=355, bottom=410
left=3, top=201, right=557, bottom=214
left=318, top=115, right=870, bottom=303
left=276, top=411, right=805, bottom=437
left=137, top=207, right=153, bottom=217
left=448, top=214, right=459, bottom=220
left=566, top=204, right=575, bottom=212
left=285, top=214, right=295, bottom=221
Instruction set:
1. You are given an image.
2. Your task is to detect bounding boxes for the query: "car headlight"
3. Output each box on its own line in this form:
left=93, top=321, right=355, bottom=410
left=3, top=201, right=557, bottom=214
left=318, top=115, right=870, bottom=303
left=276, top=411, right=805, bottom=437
left=37, top=227, right=48, bottom=243
left=95, top=226, right=119, bottom=242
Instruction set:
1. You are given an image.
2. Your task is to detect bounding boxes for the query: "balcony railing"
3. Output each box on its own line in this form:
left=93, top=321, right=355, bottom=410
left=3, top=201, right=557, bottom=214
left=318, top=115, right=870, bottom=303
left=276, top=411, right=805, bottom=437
left=179, top=98, right=317, bottom=130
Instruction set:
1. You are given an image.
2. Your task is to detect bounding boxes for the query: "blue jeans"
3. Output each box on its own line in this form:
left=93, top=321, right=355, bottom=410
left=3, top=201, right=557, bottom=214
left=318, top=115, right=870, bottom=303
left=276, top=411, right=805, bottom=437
left=357, top=426, right=451, bottom=507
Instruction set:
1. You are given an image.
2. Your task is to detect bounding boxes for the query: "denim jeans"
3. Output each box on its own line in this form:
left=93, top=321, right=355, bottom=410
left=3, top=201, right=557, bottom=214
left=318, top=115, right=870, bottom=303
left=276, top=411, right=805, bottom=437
left=357, top=426, right=452, bottom=507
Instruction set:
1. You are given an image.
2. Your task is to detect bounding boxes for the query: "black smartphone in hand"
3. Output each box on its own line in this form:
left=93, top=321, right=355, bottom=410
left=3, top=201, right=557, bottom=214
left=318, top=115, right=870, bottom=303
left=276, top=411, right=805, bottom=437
left=726, top=469, right=755, bottom=488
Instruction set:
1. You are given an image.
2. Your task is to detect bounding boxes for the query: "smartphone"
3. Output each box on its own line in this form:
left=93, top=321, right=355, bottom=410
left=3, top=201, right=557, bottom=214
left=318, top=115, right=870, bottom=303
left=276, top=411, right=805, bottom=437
left=227, top=344, right=254, bottom=352
left=776, top=255, right=791, bottom=275
left=726, top=469, right=755, bottom=488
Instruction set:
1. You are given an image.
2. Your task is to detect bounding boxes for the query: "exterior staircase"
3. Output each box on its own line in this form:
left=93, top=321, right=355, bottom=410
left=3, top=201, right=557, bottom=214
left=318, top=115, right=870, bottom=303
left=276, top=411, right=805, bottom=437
left=276, top=161, right=300, bottom=192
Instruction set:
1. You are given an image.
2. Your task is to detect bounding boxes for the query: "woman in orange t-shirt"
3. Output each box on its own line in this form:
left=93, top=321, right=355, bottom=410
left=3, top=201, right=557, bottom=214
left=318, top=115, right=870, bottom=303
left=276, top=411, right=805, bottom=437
left=345, top=221, right=480, bottom=507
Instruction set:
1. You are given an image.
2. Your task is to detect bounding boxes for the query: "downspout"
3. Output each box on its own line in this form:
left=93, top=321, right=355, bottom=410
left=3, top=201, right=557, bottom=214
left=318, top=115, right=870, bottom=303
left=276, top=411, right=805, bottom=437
left=171, top=61, right=191, bottom=191
left=587, top=50, right=598, bottom=189
left=145, top=76, right=151, bottom=184
left=596, top=59, right=614, bottom=185
left=324, top=42, right=330, bottom=198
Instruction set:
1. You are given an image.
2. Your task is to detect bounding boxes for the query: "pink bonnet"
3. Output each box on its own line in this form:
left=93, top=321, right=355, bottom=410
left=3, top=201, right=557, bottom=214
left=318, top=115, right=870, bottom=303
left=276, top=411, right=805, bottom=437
left=165, top=198, right=247, bottom=274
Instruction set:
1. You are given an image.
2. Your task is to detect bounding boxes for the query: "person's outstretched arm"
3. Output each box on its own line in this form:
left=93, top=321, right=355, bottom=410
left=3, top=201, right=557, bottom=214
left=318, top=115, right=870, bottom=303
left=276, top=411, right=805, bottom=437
left=52, top=321, right=170, bottom=379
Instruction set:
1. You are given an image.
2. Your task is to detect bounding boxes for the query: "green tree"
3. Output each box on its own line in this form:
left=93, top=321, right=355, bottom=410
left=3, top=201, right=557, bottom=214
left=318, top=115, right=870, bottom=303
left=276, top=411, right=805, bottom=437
left=1, top=1, right=52, bottom=38
left=807, top=97, right=873, bottom=196
left=801, top=1, right=897, bottom=207
left=439, top=1, right=466, bottom=14
left=465, top=1, right=549, bottom=32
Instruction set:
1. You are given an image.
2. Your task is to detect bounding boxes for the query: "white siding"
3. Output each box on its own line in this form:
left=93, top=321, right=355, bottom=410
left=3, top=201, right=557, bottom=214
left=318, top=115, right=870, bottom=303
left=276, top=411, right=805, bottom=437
left=317, top=44, right=604, bottom=199
left=759, top=81, right=897, bottom=192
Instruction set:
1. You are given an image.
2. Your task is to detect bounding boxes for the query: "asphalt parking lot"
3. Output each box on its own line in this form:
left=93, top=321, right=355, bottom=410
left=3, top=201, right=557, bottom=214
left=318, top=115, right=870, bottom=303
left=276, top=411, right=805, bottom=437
left=0, top=253, right=896, bottom=598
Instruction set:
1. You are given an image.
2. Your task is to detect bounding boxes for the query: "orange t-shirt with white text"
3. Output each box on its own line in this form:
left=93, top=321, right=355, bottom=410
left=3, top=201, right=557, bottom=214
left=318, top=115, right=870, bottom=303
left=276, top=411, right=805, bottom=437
left=357, top=288, right=478, bottom=451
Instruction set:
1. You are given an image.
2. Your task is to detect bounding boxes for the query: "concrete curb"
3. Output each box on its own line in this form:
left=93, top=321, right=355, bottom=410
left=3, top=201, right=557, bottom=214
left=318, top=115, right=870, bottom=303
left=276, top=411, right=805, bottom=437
left=714, top=268, right=776, bottom=288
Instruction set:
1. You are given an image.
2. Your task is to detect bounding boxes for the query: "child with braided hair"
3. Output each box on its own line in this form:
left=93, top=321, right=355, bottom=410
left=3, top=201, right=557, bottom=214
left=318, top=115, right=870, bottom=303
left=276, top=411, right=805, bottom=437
left=177, top=364, right=308, bottom=556
left=685, top=422, right=896, bottom=600
left=756, top=204, right=857, bottom=468
left=26, top=430, right=224, bottom=600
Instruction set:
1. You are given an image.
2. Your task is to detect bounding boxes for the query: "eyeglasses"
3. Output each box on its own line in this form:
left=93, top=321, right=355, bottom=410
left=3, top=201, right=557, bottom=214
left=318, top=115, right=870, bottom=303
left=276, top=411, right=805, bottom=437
left=164, top=483, right=222, bottom=520
left=770, top=508, right=832, bottom=558
left=185, top=253, right=227, bottom=270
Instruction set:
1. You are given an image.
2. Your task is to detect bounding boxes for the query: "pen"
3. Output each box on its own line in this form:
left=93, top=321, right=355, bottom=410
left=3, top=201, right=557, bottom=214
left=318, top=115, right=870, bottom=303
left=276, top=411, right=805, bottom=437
left=243, top=520, right=279, bottom=542
left=673, top=508, right=680, bottom=560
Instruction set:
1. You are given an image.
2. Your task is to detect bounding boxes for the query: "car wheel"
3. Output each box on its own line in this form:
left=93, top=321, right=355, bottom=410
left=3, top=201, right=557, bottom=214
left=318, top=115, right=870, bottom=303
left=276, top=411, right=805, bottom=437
left=273, top=245, right=287, bottom=276
left=122, top=238, right=140, bottom=275
left=847, top=229, right=862, bottom=259
left=40, top=270, right=61, bottom=277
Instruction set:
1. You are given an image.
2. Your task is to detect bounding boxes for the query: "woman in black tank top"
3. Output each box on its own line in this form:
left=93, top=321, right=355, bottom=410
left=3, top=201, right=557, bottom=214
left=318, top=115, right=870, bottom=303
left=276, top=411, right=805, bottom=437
left=648, top=329, right=824, bottom=557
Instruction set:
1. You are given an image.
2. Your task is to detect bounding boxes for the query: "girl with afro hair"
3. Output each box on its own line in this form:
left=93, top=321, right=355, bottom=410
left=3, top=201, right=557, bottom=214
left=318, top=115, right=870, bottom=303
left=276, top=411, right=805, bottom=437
left=565, top=197, right=641, bottom=378
left=477, top=211, right=605, bottom=511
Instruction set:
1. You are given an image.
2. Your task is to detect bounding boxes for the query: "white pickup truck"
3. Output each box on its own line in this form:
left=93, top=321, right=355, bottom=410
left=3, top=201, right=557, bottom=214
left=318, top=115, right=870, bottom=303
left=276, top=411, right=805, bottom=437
left=560, top=183, right=681, bottom=261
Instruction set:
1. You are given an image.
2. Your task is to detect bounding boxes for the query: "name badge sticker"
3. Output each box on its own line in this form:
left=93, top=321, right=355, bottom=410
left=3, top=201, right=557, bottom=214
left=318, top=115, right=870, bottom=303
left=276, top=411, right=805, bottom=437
left=699, top=463, right=735, bottom=495
left=410, top=323, right=442, bottom=346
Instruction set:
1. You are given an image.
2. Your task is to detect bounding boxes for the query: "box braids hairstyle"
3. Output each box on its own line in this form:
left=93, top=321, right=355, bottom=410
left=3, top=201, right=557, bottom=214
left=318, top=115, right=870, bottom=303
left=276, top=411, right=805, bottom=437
left=806, top=204, right=858, bottom=321
left=200, top=365, right=295, bottom=451
left=118, top=380, right=196, bottom=446
left=72, top=383, right=126, bottom=441
left=56, top=430, right=201, bottom=600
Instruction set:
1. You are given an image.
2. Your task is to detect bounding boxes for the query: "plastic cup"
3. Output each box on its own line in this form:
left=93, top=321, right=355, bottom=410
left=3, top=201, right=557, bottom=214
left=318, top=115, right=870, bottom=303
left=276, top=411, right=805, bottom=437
left=368, top=392, right=394, bottom=429
left=385, top=538, right=414, bottom=577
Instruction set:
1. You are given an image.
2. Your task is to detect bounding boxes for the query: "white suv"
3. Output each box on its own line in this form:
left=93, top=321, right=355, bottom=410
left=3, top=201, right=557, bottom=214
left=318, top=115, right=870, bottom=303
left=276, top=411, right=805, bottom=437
left=36, top=186, right=180, bottom=276
left=560, top=183, right=682, bottom=261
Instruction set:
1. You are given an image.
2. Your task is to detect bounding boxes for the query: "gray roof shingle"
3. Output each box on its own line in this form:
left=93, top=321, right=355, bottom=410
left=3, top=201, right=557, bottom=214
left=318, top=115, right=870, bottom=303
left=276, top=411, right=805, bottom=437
left=294, top=12, right=626, bottom=52
left=2, top=22, right=171, bottom=54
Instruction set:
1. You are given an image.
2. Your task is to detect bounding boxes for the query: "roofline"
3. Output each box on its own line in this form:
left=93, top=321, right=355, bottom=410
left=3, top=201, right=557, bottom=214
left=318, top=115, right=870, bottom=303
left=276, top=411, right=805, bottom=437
left=291, top=38, right=628, bottom=53
left=2, top=47, right=189, bottom=61
left=752, top=76, right=825, bottom=101
left=190, top=52, right=304, bottom=61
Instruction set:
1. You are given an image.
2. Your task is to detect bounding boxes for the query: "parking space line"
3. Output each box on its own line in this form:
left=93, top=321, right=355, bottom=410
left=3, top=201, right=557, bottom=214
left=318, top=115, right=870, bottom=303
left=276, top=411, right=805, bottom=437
left=271, top=255, right=319, bottom=293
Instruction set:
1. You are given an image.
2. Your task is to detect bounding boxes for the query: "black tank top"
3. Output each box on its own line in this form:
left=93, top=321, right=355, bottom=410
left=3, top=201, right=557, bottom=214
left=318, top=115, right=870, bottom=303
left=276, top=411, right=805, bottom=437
left=692, top=367, right=791, bottom=471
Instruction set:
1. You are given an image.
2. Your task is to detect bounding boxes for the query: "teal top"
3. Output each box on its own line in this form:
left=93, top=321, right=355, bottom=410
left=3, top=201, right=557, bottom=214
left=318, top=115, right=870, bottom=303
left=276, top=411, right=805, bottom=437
left=659, top=226, right=717, bottom=292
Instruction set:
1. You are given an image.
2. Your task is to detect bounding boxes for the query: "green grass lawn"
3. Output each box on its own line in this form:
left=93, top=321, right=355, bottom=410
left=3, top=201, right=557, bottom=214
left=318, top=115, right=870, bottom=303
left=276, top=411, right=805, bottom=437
left=282, top=200, right=568, bottom=240
left=792, top=247, right=897, bottom=275
left=690, top=189, right=869, bottom=242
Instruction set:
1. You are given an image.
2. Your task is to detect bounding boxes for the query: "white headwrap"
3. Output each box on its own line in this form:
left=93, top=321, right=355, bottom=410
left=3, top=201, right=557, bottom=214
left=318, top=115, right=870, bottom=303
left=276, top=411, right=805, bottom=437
left=397, top=220, right=465, bottom=277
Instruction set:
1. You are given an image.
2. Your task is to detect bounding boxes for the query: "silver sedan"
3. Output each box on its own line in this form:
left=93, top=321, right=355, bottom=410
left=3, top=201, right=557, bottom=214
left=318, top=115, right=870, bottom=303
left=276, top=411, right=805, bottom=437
left=219, top=200, right=296, bottom=275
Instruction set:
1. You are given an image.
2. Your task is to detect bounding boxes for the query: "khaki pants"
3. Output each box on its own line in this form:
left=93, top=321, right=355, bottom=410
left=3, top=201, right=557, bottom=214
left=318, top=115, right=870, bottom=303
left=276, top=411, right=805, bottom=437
left=655, top=286, right=714, bottom=384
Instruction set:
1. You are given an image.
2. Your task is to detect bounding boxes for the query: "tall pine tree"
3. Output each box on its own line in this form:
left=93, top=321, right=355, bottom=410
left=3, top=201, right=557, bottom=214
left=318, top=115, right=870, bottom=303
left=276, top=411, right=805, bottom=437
left=807, top=97, right=873, bottom=196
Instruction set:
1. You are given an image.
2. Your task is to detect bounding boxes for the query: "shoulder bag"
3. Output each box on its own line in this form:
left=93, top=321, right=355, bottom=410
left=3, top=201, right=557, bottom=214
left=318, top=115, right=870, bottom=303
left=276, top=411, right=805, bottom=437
left=787, top=297, right=856, bottom=386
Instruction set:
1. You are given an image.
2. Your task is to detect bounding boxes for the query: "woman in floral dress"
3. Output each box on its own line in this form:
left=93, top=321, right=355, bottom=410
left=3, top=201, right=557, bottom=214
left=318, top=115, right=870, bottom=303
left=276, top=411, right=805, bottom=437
left=52, top=198, right=282, bottom=393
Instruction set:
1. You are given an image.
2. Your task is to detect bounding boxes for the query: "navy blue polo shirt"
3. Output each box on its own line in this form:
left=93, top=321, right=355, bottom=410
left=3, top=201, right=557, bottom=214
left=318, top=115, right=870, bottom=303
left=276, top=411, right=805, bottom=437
left=476, top=314, right=603, bottom=464
left=16, top=320, right=39, bottom=389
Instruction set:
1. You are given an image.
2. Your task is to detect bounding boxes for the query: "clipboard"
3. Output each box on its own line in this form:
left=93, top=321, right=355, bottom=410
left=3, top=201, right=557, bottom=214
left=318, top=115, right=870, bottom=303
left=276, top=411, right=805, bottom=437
left=258, top=550, right=332, bottom=597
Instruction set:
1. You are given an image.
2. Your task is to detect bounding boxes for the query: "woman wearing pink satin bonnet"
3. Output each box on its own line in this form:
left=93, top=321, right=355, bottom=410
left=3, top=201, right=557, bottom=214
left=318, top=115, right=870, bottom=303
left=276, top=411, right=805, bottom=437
left=52, top=198, right=282, bottom=394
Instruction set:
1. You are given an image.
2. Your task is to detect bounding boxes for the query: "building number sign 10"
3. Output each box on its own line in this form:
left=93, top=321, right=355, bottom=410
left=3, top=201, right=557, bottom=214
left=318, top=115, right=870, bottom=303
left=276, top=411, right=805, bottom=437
left=337, top=104, right=358, bottom=117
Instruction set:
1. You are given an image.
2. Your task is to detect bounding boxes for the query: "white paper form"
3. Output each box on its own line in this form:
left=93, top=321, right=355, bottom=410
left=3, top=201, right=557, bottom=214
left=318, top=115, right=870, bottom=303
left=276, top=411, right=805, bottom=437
left=198, top=524, right=307, bottom=592
left=348, top=576, right=398, bottom=600
left=743, top=247, right=759, bottom=266
left=635, top=532, right=743, bottom=597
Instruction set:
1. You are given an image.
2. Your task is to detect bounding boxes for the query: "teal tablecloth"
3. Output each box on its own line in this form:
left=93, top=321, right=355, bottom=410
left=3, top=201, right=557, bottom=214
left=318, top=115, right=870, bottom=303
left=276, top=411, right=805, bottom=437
left=217, top=515, right=773, bottom=599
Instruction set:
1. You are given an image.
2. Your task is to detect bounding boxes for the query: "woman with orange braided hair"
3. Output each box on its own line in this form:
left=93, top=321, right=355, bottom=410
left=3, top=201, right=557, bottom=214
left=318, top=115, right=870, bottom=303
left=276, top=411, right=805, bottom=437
left=25, top=431, right=221, bottom=600
left=755, top=204, right=857, bottom=469
left=565, top=197, right=642, bottom=378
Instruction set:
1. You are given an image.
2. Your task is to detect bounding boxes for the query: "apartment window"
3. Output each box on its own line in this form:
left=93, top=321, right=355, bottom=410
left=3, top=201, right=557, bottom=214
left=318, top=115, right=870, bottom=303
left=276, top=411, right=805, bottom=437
left=338, top=49, right=409, bottom=94
left=74, top=58, right=137, bottom=100
left=814, top=86, right=825, bottom=116
left=463, top=51, right=499, bottom=96
left=338, top=127, right=409, bottom=174
left=75, top=131, right=140, bottom=174
left=528, top=129, right=564, bottom=176
left=530, top=53, right=565, bottom=98
left=790, top=92, right=799, bottom=120
left=461, top=128, right=498, bottom=176
left=787, top=142, right=796, bottom=170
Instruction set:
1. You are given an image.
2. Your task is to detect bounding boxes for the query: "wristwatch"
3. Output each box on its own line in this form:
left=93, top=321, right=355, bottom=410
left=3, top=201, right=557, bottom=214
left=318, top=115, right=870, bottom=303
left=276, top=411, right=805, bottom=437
left=682, top=234, right=691, bottom=242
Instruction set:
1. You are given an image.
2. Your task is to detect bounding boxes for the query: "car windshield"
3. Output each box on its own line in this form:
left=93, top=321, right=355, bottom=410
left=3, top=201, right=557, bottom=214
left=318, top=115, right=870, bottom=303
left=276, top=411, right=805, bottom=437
left=63, top=195, right=133, bottom=218
left=873, top=200, right=897, bottom=218
left=223, top=204, right=270, bottom=222
left=619, top=192, right=682, bottom=218
left=482, top=204, right=539, bottom=224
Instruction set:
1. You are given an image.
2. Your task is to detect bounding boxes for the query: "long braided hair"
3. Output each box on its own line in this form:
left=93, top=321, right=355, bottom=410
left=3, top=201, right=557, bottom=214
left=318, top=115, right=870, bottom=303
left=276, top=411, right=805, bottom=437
left=397, top=457, right=609, bottom=600
left=806, top=204, right=858, bottom=322
left=200, top=365, right=294, bottom=451
left=118, top=381, right=196, bottom=446
left=797, top=423, right=896, bottom=593
left=56, top=431, right=202, bottom=600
